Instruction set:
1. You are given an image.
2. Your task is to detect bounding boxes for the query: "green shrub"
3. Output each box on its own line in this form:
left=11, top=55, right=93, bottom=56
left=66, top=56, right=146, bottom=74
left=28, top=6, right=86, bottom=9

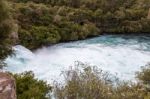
left=82, top=23, right=100, bottom=37
left=0, top=0, right=14, bottom=68
left=19, top=26, right=61, bottom=49
left=18, top=29, right=33, bottom=49
left=8, top=0, right=150, bottom=49
left=13, top=71, right=52, bottom=99
left=137, top=64, right=150, bottom=87
left=9, top=63, right=150, bottom=99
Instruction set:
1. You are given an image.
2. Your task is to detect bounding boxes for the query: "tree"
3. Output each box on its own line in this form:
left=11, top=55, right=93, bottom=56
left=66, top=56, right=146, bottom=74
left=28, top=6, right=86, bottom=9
left=13, top=71, right=52, bottom=99
left=0, top=0, right=14, bottom=68
left=54, top=62, right=149, bottom=99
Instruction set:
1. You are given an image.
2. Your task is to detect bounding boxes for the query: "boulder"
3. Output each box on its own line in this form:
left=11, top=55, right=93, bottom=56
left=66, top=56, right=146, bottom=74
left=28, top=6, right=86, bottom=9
left=0, top=72, right=16, bottom=99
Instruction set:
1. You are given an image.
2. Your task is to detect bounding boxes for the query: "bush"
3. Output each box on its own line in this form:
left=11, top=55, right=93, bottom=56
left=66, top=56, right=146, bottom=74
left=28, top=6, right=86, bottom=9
left=137, top=63, right=150, bottom=89
left=19, top=26, right=61, bottom=49
left=0, top=0, right=14, bottom=68
left=13, top=71, right=52, bottom=99
left=8, top=0, right=150, bottom=49
left=54, top=62, right=113, bottom=99
left=54, top=62, right=150, bottom=99
left=8, top=63, right=150, bottom=99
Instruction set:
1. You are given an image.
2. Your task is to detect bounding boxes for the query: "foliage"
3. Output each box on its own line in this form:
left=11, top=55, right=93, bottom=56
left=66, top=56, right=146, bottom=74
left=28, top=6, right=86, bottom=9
left=9, top=63, right=150, bottom=99
left=0, top=0, right=14, bottom=68
left=137, top=63, right=150, bottom=89
left=54, top=62, right=114, bottom=99
left=7, top=0, right=150, bottom=49
left=1, top=1, right=150, bottom=98
left=13, top=71, right=52, bottom=99
left=54, top=62, right=150, bottom=99
left=2, top=0, right=150, bottom=98
left=19, top=26, right=61, bottom=49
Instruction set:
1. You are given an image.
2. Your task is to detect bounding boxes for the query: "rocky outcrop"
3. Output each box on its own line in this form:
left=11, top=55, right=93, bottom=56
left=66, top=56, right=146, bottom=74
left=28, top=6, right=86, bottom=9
left=0, top=72, right=16, bottom=99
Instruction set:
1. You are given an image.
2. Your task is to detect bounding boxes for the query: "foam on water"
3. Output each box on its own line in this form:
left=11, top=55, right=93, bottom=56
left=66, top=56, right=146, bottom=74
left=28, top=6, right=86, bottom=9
left=4, top=35, right=150, bottom=83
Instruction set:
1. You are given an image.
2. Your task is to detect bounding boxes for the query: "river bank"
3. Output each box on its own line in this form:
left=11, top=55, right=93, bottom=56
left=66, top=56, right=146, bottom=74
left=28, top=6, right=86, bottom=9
left=8, top=0, right=150, bottom=50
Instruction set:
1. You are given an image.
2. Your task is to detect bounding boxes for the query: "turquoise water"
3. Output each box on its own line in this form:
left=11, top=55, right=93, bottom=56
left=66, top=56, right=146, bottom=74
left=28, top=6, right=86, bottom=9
left=5, top=35, right=150, bottom=83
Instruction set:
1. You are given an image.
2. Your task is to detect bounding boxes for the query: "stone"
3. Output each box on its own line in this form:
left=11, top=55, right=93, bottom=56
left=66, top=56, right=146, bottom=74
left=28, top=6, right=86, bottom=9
left=0, top=72, right=16, bottom=99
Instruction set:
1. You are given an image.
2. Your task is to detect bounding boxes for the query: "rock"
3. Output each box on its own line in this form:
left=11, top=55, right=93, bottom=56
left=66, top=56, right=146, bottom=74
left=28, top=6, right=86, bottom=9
left=0, top=72, right=16, bottom=99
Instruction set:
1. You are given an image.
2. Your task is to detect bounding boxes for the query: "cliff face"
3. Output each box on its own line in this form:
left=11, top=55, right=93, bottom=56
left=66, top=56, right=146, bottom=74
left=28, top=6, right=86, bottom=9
left=0, top=72, right=16, bottom=99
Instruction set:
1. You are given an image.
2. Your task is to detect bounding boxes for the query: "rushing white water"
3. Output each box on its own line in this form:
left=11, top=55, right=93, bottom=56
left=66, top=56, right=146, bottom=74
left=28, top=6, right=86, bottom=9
left=4, top=35, right=150, bottom=83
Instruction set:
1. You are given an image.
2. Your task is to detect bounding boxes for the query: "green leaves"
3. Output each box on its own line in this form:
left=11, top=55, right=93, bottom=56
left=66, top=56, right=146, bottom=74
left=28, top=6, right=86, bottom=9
left=13, top=71, right=52, bottom=99
left=8, top=0, right=150, bottom=49
left=0, top=0, right=14, bottom=68
left=19, top=26, right=61, bottom=49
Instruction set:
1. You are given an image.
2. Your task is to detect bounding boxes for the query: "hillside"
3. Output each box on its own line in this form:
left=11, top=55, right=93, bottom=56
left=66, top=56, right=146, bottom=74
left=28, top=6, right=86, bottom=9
left=7, top=0, right=150, bottom=49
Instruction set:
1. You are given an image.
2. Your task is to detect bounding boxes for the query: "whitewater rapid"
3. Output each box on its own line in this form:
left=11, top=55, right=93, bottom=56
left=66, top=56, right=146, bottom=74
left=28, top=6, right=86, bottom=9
left=5, top=35, right=150, bottom=83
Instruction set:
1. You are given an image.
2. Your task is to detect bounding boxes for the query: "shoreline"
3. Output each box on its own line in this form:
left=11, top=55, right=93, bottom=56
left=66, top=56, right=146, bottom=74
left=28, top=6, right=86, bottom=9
left=26, top=32, right=150, bottom=51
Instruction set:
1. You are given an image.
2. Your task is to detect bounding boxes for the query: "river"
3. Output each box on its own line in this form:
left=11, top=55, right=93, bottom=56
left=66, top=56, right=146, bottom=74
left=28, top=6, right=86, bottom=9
left=4, top=34, right=150, bottom=83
